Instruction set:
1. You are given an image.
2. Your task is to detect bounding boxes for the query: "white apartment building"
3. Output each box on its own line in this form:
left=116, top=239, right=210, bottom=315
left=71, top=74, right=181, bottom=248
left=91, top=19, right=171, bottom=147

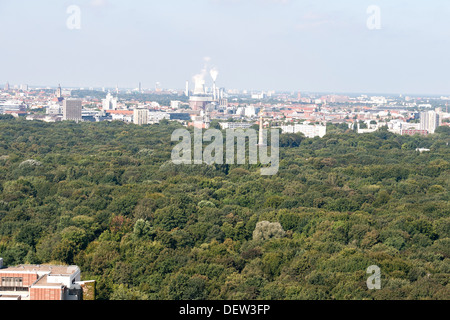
left=148, top=111, right=170, bottom=124
left=102, top=93, right=118, bottom=111
left=280, top=124, right=327, bottom=138
left=219, top=122, right=254, bottom=130
left=420, top=111, right=441, bottom=134
left=134, top=108, right=149, bottom=125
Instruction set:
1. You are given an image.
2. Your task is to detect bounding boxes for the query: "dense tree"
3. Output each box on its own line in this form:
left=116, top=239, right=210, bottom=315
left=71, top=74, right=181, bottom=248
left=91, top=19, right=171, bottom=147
left=0, top=118, right=448, bottom=300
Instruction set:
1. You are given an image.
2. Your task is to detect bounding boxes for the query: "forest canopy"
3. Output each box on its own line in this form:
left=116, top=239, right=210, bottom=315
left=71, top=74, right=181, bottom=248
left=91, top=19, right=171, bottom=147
left=0, top=118, right=448, bottom=300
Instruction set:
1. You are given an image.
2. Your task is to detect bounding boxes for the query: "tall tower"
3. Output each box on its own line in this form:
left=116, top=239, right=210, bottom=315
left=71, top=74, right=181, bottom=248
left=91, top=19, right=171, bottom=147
left=56, top=84, right=62, bottom=98
left=210, top=68, right=219, bottom=101
left=4, top=82, right=9, bottom=91
left=185, top=80, right=189, bottom=97
left=204, top=106, right=211, bottom=129
left=258, top=107, right=266, bottom=146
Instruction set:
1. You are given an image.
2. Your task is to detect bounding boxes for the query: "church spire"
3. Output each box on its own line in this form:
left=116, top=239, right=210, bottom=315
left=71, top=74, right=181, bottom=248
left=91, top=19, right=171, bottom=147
left=56, top=84, right=62, bottom=98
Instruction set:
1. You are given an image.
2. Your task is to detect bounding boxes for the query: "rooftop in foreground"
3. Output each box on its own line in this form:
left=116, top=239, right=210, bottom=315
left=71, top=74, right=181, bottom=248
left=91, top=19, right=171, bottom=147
left=1, top=264, right=79, bottom=275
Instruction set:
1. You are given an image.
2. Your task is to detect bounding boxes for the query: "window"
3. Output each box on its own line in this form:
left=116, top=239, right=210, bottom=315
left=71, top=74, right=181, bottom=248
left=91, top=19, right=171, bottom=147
left=1, top=277, right=12, bottom=287
left=15, top=277, right=23, bottom=287
left=1, top=277, right=24, bottom=289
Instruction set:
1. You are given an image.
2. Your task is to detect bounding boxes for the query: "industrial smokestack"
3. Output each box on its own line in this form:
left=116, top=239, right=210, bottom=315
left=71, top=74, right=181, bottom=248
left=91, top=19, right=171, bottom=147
left=210, top=68, right=219, bottom=101
left=213, top=82, right=217, bottom=101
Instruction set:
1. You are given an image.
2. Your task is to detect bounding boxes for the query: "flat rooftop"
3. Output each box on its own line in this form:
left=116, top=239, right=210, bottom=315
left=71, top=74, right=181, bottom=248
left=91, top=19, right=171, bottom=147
left=0, top=265, right=79, bottom=275
left=32, top=274, right=64, bottom=288
left=0, top=295, right=22, bottom=300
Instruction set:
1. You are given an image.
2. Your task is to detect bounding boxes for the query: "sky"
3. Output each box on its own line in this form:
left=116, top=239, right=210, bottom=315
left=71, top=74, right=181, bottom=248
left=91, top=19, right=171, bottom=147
left=0, top=0, right=450, bottom=95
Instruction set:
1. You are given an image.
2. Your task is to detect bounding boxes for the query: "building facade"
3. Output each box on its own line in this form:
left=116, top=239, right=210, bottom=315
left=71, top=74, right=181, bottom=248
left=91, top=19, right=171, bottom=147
left=420, top=111, right=441, bottom=134
left=219, top=122, right=254, bottom=130
left=280, top=124, right=327, bottom=138
left=102, top=93, right=118, bottom=111
left=133, top=107, right=149, bottom=125
left=401, top=129, right=428, bottom=136
left=63, top=99, right=82, bottom=122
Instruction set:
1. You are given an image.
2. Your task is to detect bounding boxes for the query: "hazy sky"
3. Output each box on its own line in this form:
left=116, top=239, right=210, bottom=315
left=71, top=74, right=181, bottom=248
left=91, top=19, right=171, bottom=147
left=1, top=0, right=449, bottom=95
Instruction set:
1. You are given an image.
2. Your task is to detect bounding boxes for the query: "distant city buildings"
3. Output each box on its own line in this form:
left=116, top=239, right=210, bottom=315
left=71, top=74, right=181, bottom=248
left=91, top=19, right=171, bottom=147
left=1, top=80, right=448, bottom=136
left=170, top=100, right=181, bottom=109
left=106, top=110, right=133, bottom=123
left=63, top=99, right=82, bottom=122
left=133, top=107, right=149, bottom=125
left=55, top=84, right=64, bottom=102
left=251, top=92, right=265, bottom=100
left=188, top=73, right=215, bottom=111
left=189, top=94, right=213, bottom=111
left=370, top=96, right=388, bottom=105
left=47, top=103, right=62, bottom=115
left=420, top=110, right=441, bottom=134
left=102, top=92, right=118, bottom=111
left=0, top=100, right=26, bottom=114
left=236, top=105, right=257, bottom=118
left=219, top=122, right=254, bottom=130
left=401, top=129, right=428, bottom=136
left=149, top=111, right=170, bottom=124
left=280, top=123, right=327, bottom=138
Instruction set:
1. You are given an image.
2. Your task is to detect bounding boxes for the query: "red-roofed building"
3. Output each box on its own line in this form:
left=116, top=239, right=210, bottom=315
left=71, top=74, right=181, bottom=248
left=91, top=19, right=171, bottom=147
left=0, top=262, right=95, bottom=301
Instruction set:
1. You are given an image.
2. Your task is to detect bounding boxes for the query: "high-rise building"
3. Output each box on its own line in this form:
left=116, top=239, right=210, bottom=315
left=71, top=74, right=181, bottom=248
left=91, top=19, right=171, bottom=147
left=4, top=82, right=9, bottom=91
left=63, top=99, right=82, bottom=122
left=102, top=92, right=118, bottom=111
left=218, top=98, right=228, bottom=108
left=420, top=111, right=441, bottom=134
left=134, top=107, right=149, bottom=125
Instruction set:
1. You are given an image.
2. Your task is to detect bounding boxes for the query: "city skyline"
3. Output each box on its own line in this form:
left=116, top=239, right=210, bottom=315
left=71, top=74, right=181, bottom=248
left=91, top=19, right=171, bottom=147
left=2, top=81, right=450, bottom=98
left=1, top=0, right=450, bottom=95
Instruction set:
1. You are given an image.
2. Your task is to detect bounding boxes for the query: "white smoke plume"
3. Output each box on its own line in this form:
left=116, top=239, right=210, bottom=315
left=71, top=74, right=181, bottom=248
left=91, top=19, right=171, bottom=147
left=210, top=67, right=219, bottom=82
left=192, top=57, right=218, bottom=95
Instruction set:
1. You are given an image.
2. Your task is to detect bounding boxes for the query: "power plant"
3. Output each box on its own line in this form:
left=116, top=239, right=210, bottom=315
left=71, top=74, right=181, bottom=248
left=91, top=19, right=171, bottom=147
left=186, top=61, right=230, bottom=129
left=188, top=65, right=218, bottom=111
